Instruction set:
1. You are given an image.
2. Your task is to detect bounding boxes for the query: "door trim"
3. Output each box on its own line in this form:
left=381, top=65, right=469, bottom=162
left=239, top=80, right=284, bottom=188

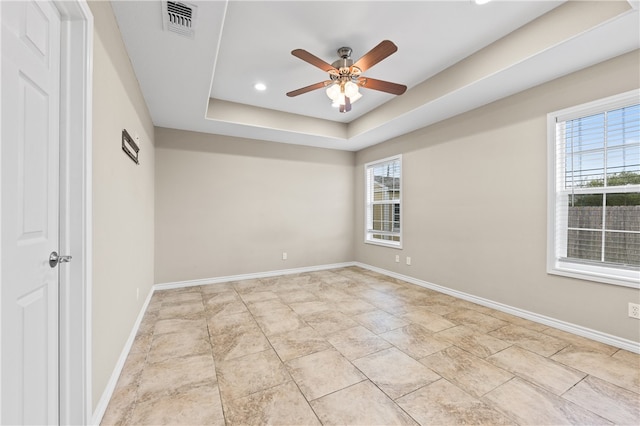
left=54, top=1, right=93, bottom=424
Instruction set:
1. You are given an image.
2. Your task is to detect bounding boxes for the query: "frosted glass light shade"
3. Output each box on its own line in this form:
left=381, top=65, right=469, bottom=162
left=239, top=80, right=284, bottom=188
left=349, top=91, right=362, bottom=103
left=344, top=81, right=359, bottom=98
left=326, top=84, right=341, bottom=100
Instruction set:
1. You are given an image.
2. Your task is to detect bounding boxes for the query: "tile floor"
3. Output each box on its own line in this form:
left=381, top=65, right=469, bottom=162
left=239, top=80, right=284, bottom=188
left=101, top=267, right=640, bottom=425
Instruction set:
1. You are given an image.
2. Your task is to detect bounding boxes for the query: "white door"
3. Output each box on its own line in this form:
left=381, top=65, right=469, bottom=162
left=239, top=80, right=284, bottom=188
left=1, top=1, right=62, bottom=424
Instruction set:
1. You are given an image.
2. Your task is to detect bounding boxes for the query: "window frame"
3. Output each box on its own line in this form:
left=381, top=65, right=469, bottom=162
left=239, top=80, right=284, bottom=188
left=547, top=89, right=640, bottom=289
left=364, top=154, right=403, bottom=249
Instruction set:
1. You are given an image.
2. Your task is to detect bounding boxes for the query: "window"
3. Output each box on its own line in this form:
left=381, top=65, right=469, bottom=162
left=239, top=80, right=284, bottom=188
left=548, top=90, right=640, bottom=288
left=365, top=155, right=402, bottom=248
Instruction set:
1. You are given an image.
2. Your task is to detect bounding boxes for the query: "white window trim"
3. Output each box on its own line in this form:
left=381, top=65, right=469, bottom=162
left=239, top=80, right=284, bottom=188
left=364, top=154, right=403, bottom=249
left=547, top=89, right=640, bottom=289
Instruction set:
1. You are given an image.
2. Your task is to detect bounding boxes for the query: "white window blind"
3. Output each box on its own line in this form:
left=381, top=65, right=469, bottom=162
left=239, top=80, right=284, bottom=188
left=548, top=90, right=640, bottom=287
left=365, top=155, right=402, bottom=248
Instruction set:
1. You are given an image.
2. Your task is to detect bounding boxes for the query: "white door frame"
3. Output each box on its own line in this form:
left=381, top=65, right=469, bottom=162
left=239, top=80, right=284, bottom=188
left=56, top=1, right=93, bottom=423
left=0, top=0, right=93, bottom=424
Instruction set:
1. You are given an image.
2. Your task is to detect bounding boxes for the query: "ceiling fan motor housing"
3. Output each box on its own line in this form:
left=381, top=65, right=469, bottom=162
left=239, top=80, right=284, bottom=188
left=337, top=47, right=352, bottom=58
left=331, top=47, right=360, bottom=81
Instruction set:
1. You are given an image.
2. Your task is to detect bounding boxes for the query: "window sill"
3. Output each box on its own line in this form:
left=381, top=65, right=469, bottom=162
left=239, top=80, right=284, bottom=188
left=548, top=260, right=639, bottom=289
left=365, top=239, right=402, bottom=249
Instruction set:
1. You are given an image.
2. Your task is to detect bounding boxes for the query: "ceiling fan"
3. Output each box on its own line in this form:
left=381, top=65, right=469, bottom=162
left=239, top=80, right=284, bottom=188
left=286, top=40, right=407, bottom=113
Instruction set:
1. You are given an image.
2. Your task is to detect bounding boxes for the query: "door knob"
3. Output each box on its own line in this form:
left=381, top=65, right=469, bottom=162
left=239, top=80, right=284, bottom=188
left=49, top=251, right=72, bottom=268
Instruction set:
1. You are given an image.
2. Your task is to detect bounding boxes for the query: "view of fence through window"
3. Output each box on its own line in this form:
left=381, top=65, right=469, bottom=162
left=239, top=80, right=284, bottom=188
left=562, top=103, right=640, bottom=267
left=366, top=157, right=401, bottom=245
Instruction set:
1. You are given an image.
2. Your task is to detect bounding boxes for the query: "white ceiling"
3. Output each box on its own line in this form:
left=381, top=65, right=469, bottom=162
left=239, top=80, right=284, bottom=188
left=111, top=0, right=640, bottom=151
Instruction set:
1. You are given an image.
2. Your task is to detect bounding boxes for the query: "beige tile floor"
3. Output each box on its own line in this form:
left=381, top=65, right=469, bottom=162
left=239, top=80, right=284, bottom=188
left=101, top=267, right=640, bottom=425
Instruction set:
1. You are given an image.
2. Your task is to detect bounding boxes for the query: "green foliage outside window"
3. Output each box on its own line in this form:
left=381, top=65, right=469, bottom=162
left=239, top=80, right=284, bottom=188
left=571, top=172, right=640, bottom=207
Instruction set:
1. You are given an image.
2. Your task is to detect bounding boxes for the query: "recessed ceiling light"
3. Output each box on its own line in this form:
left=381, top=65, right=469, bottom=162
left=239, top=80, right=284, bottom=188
left=254, top=83, right=267, bottom=91
left=474, top=0, right=492, bottom=4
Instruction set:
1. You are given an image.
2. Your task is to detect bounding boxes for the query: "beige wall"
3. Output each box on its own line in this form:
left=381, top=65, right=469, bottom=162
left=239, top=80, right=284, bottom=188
left=154, top=128, right=354, bottom=284
left=355, top=50, right=640, bottom=343
left=89, top=1, right=155, bottom=410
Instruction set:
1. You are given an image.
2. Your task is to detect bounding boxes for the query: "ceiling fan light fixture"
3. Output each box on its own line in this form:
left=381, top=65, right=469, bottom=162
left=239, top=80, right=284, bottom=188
left=326, top=81, right=360, bottom=102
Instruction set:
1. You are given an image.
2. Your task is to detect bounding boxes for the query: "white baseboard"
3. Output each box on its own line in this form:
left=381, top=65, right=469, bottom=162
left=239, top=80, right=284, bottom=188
left=354, top=262, right=640, bottom=354
left=91, top=287, right=155, bottom=425
left=153, top=262, right=356, bottom=291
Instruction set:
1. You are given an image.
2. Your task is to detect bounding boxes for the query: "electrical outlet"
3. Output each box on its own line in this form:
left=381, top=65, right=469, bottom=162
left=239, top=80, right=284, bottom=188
left=406, top=256, right=411, bottom=266
left=395, top=255, right=400, bottom=263
left=282, top=252, right=287, bottom=261
left=629, top=303, right=640, bottom=319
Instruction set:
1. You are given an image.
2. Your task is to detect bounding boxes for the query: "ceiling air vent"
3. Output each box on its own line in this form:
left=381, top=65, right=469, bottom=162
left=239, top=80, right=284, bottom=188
left=163, top=1, right=197, bottom=39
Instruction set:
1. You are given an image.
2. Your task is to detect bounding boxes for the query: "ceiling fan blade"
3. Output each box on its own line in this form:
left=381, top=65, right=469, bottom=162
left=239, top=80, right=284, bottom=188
left=352, top=40, right=398, bottom=72
left=291, top=49, right=337, bottom=73
left=286, top=81, right=331, bottom=97
left=357, top=77, right=407, bottom=95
